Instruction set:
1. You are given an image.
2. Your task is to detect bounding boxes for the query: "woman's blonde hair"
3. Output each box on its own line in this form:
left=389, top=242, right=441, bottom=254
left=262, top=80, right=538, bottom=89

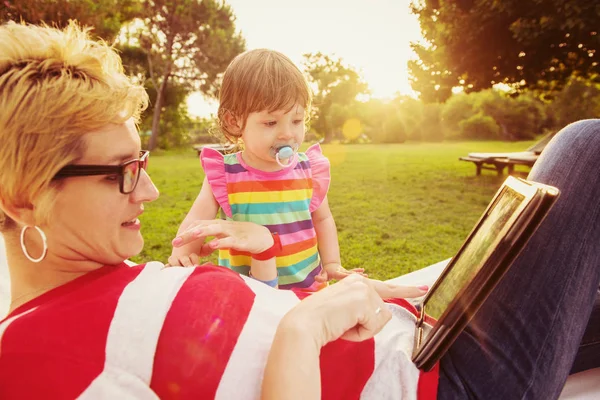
left=217, top=49, right=312, bottom=143
left=0, top=22, right=148, bottom=232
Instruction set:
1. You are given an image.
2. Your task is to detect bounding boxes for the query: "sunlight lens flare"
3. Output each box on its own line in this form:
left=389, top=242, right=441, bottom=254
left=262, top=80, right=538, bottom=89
left=342, top=118, right=362, bottom=140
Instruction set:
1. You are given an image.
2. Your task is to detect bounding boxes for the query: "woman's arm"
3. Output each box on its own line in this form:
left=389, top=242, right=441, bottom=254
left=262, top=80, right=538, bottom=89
left=262, top=316, right=321, bottom=399
left=262, top=276, right=429, bottom=399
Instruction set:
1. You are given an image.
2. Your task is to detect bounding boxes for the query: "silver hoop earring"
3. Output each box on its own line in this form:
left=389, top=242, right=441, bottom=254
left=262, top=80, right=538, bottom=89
left=20, top=225, right=48, bottom=263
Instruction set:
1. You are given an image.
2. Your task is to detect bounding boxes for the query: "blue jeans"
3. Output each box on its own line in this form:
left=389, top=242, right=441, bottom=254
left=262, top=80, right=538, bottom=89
left=570, top=287, right=600, bottom=374
left=438, top=120, right=600, bottom=399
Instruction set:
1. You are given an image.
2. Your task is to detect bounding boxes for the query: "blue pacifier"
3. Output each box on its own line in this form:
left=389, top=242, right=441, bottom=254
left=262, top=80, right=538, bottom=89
left=275, top=145, right=297, bottom=167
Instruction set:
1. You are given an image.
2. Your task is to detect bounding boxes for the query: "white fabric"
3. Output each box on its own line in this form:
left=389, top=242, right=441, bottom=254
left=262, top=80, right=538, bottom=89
left=79, top=262, right=194, bottom=398
left=386, top=260, right=600, bottom=399
left=102, top=262, right=193, bottom=381
left=361, top=304, right=421, bottom=399
left=215, top=276, right=301, bottom=400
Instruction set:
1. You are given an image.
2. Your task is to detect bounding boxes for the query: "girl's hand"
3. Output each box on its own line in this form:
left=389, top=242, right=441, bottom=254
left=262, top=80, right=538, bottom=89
left=279, top=274, right=429, bottom=348
left=314, top=263, right=367, bottom=282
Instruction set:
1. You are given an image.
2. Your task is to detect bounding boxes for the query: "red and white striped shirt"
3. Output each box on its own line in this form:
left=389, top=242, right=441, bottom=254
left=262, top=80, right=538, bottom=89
left=0, top=262, right=439, bottom=399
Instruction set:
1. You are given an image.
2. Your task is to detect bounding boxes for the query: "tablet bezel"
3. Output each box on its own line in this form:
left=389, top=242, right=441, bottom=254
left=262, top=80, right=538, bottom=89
left=412, top=176, right=559, bottom=371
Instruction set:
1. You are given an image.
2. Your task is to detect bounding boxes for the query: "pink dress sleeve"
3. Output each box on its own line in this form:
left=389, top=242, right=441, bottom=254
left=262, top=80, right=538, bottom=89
left=200, top=147, right=232, bottom=218
left=306, top=143, right=331, bottom=212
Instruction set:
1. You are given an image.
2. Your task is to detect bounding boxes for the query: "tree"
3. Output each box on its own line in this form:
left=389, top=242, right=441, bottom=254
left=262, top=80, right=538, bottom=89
left=1, top=0, right=141, bottom=41
left=118, top=42, right=199, bottom=149
left=409, top=0, right=600, bottom=101
left=547, top=77, right=600, bottom=129
left=136, top=0, right=245, bottom=150
left=302, top=53, right=369, bottom=142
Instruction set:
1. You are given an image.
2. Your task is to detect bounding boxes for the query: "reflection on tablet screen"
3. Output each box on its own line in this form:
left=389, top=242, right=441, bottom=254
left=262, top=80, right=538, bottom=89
left=423, top=187, right=525, bottom=322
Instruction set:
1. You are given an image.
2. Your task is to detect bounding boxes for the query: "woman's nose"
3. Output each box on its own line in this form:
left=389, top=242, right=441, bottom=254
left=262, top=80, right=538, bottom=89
left=131, top=169, right=159, bottom=203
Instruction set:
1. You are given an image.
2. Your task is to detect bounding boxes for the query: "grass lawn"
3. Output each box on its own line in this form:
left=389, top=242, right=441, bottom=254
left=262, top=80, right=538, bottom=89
left=133, top=139, right=537, bottom=280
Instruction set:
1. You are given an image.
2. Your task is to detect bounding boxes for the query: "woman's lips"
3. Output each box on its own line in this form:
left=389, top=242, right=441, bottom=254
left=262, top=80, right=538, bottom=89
left=121, top=218, right=141, bottom=230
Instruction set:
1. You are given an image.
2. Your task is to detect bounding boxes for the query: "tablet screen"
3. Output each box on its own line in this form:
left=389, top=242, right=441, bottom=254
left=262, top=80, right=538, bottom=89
left=422, top=186, right=526, bottom=323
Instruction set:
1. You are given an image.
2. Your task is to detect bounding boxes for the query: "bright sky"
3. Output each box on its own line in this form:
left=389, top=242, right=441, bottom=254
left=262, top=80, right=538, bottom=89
left=187, top=0, right=424, bottom=117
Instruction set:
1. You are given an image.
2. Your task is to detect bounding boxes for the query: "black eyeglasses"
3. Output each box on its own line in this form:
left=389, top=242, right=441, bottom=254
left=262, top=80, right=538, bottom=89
left=53, top=150, right=150, bottom=194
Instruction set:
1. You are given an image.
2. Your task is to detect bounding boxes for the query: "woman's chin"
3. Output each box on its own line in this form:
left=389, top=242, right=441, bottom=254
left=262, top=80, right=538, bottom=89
left=118, top=236, right=144, bottom=261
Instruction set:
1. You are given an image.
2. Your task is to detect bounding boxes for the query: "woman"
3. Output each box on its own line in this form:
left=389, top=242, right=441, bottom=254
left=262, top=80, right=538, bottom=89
left=0, top=22, right=598, bottom=400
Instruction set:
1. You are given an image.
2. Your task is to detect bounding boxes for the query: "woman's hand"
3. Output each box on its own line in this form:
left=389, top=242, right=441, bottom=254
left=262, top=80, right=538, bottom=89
left=314, top=263, right=367, bottom=282
left=281, top=274, right=428, bottom=348
left=262, top=275, right=428, bottom=399
left=167, top=220, right=274, bottom=267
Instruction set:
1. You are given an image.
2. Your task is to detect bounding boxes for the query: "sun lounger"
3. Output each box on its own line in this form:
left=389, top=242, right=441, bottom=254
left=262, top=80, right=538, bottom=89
left=460, top=132, right=555, bottom=176
left=192, top=143, right=236, bottom=156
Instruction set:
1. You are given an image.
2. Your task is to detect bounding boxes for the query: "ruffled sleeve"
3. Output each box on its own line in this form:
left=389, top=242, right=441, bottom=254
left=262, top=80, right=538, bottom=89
left=306, top=143, right=331, bottom=212
left=200, top=147, right=232, bottom=218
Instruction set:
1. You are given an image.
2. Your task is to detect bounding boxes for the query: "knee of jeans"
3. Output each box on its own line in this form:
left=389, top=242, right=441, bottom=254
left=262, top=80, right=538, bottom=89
left=560, top=119, right=600, bottom=146
left=546, top=119, right=600, bottom=157
left=529, top=119, right=600, bottom=182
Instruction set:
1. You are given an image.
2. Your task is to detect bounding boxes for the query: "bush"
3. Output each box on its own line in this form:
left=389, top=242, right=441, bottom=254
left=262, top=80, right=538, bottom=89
left=476, top=90, right=545, bottom=140
left=441, top=94, right=477, bottom=138
left=458, top=113, right=501, bottom=140
left=548, top=78, right=600, bottom=130
left=381, top=113, right=407, bottom=143
left=420, top=103, right=444, bottom=141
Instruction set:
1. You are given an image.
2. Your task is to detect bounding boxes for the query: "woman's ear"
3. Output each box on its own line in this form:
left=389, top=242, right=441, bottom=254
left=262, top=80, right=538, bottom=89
left=0, top=199, right=34, bottom=227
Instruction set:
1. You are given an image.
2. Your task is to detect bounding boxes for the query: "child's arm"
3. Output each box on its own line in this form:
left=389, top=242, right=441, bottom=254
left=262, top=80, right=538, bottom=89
left=248, top=234, right=280, bottom=288
left=170, top=218, right=279, bottom=287
left=169, top=177, right=219, bottom=266
left=312, top=197, right=365, bottom=282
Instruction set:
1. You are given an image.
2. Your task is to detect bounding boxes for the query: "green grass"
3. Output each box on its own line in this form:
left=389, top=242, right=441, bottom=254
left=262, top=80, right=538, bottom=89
left=133, top=140, right=537, bottom=280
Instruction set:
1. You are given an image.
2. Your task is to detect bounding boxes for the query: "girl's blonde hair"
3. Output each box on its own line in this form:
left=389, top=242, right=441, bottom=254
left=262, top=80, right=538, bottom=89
left=217, top=49, right=312, bottom=143
left=0, top=22, right=148, bottom=232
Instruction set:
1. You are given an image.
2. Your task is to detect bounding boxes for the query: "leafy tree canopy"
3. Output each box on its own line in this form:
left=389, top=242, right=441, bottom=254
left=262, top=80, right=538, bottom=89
left=410, top=0, right=599, bottom=102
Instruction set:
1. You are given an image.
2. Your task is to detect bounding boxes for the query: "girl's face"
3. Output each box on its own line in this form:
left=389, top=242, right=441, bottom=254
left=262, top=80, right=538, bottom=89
left=240, top=104, right=306, bottom=171
left=45, top=119, right=160, bottom=266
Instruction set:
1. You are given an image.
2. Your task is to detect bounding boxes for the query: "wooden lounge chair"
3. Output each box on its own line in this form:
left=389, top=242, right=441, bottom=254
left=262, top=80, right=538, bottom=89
left=192, top=143, right=236, bottom=156
left=460, top=132, right=555, bottom=176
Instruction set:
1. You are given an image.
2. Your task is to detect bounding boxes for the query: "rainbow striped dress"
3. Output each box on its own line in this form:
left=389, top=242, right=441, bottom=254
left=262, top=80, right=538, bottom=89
left=200, top=144, right=330, bottom=291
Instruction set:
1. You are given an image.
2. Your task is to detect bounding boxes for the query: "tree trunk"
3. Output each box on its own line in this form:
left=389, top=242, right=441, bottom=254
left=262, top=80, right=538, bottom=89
left=148, top=72, right=170, bottom=151
left=321, top=104, right=332, bottom=143
left=323, top=115, right=332, bottom=143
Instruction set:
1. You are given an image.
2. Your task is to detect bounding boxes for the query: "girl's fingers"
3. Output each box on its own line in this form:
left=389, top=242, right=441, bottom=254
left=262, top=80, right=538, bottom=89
left=166, top=255, right=180, bottom=267
left=179, top=254, right=198, bottom=267
left=198, top=242, right=217, bottom=257
left=314, top=268, right=328, bottom=283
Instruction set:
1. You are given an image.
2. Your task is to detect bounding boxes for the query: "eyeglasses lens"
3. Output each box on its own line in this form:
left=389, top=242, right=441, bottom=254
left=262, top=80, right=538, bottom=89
left=123, top=162, right=140, bottom=193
